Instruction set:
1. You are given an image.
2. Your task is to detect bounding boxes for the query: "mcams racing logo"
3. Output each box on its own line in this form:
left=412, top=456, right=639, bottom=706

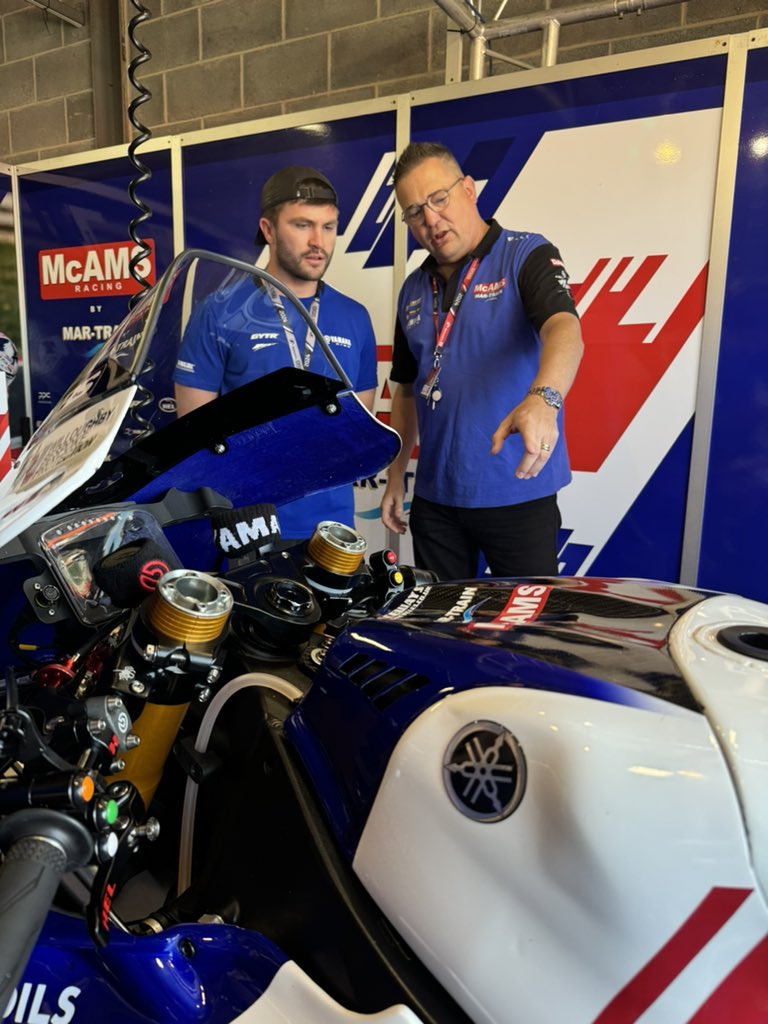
left=467, top=583, right=552, bottom=631
left=39, top=240, right=156, bottom=300
left=473, top=277, right=507, bottom=301
left=2, top=982, right=81, bottom=1023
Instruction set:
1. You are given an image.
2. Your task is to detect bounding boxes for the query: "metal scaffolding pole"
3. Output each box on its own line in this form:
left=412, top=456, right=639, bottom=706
left=434, top=0, right=688, bottom=79
left=23, top=0, right=84, bottom=28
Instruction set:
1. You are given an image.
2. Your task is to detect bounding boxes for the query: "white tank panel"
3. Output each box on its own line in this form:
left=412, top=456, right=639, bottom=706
left=353, top=686, right=762, bottom=1024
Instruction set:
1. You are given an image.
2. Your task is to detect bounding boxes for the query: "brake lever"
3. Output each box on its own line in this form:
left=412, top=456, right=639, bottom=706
left=85, top=780, right=158, bottom=947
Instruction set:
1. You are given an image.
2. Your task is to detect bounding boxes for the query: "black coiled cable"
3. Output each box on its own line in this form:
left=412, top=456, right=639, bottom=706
left=125, top=0, right=156, bottom=441
left=126, top=0, right=153, bottom=302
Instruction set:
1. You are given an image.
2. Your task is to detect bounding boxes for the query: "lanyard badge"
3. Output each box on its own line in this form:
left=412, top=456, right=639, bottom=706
left=420, top=362, right=442, bottom=404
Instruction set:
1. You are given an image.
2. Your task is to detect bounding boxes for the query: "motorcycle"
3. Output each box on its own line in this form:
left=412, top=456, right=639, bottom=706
left=0, top=249, right=766, bottom=1024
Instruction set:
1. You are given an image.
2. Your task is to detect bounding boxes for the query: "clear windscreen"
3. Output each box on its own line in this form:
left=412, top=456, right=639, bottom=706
left=0, top=250, right=395, bottom=546
left=105, top=251, right=353, bottom=460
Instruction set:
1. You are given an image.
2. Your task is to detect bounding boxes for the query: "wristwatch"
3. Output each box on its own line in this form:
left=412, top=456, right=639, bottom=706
left=528, top=385, right=563, bottom=410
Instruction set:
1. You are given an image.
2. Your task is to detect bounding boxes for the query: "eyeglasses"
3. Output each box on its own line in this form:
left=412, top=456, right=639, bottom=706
left=401, top=176, right=465, bottom=225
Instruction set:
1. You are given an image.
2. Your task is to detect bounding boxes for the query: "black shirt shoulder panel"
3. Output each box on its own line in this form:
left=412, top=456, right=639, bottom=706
left=517, top=242, right=579, bottom=331
left=391, top=311, right=418, bottom=384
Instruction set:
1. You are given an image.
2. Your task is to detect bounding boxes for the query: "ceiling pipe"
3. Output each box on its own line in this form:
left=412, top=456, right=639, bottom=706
left=434, top=0, right=687, bottom=77
left=484, top=0, right=686, bottom=40
left=433, top=0, right=484, bottom=39
left=24, top=0, right=85, bottom=29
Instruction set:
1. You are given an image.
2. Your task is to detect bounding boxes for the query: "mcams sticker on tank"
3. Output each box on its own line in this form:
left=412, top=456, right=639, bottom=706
left=381, top=583, right=552, bottom=630
left=465, top=584, right=552, bottom=630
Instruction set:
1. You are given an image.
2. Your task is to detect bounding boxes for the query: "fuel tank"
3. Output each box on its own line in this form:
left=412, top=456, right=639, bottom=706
left=287, top=578, right=768, bottom=1023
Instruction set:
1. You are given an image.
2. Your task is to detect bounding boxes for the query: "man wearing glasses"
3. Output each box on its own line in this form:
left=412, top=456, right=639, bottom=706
left=380, top=141, right=583, bottom=580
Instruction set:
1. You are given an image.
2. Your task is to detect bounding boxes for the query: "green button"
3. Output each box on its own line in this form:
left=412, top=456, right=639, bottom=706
left=104, top=800, right=119, bottom=825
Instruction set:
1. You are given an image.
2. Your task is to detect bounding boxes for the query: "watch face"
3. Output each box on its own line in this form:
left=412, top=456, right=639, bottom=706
left=531, top=386, right=562, bottom=409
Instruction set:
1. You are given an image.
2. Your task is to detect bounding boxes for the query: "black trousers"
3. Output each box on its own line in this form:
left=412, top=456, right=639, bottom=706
left=409, top=494, right=561, bottom=581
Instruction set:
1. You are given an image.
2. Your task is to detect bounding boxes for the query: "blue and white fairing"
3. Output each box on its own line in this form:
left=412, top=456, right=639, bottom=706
left=289, top=578, right=768, bottom=1024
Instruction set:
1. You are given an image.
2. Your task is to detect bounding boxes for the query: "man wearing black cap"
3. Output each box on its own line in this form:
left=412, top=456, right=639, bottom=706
left=174, top=165, right=378, bottom=540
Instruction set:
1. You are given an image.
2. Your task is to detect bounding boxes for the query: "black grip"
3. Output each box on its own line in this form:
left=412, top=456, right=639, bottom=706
left=0, top=838, right=67, bottom=1005
left=0, top=810, right=93, bottom=1006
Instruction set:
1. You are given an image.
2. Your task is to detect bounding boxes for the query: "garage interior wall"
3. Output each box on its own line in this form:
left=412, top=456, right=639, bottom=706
left=1, top=4, right=767, bottom=600
left=0, top=0, right=767, bottom=163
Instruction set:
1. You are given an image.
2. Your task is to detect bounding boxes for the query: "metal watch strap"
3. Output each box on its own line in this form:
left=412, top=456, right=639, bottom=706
left=527, top=385, right=563, bottom=410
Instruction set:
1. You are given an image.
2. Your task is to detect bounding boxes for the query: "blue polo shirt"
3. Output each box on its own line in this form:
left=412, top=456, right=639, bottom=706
left=174, top=276, right=378, bottom=538
left=391, top=220, right=578, bottom=508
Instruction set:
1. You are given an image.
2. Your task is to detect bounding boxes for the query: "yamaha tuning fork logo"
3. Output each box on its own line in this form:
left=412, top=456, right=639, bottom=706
left=443, top=721, right=526, bottom=823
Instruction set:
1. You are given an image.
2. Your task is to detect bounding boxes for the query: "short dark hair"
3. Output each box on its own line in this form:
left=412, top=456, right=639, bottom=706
left=393, top=142, right=463, bottom=186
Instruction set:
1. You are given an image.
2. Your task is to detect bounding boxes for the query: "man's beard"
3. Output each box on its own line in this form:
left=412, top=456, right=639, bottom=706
left=274, top=236, right=332, bottom=281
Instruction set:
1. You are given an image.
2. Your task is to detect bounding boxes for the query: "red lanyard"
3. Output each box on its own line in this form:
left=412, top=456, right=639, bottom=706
left=420, top=257, right=481, bottom=404
left=431, top=257, right=481, bottom=356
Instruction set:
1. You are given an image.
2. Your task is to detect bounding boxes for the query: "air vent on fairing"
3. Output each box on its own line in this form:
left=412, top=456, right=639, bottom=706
left=717, top=625, right=768, bottom=661
left=339, top=652, right=432, bottom=711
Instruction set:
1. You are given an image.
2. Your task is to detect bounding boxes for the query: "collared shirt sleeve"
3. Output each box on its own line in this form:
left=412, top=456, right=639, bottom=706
left=353, top=306, right=379, bottom=392
left=518, top=242, right=579, bottom=331
left=173, top=298, right=226, bottom=392
left=390, top=311, right=418, bottom=384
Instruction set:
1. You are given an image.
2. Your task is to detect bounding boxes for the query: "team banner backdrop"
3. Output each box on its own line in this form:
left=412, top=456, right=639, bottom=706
left=410, top=55, right=726, bottom=583
left=181, top=110, right=398, bottom=550
left=698, top=45, right=768, bottom=602
left=17, top=43, right=766, bottom=596
left=18, top=151, right=174, bottom=430
left=0, top=169, right=23, bottom=443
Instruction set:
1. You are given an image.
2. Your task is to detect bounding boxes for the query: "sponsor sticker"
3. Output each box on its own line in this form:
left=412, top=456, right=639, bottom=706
left=39, top=240, right=156, bottom=300
left=436, top=586, right=480, bottom=623
left=383, top=586, right=430, bottom=619
left=467, top=583, right=552, bottom=631
left=2, top=982, right=81, bottom=1023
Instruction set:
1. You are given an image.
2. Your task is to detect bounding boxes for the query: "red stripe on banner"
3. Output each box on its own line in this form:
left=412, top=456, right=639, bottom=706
left=0, top=411, right=8, bottom=433
left=593, top=887, right=752, bottom=1024
left=688, top=934, right=768, bottom=1023
left=569, top=256, right=611, bottom=303
left=566, top=260, right=708, bottom=473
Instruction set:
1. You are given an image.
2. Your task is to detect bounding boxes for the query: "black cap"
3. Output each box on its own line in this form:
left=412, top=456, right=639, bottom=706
left=255, top=165, right=338, bottom=245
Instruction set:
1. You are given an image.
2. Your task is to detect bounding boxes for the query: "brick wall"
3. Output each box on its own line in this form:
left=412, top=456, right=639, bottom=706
left=1, top=0, right=767, bottom=163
